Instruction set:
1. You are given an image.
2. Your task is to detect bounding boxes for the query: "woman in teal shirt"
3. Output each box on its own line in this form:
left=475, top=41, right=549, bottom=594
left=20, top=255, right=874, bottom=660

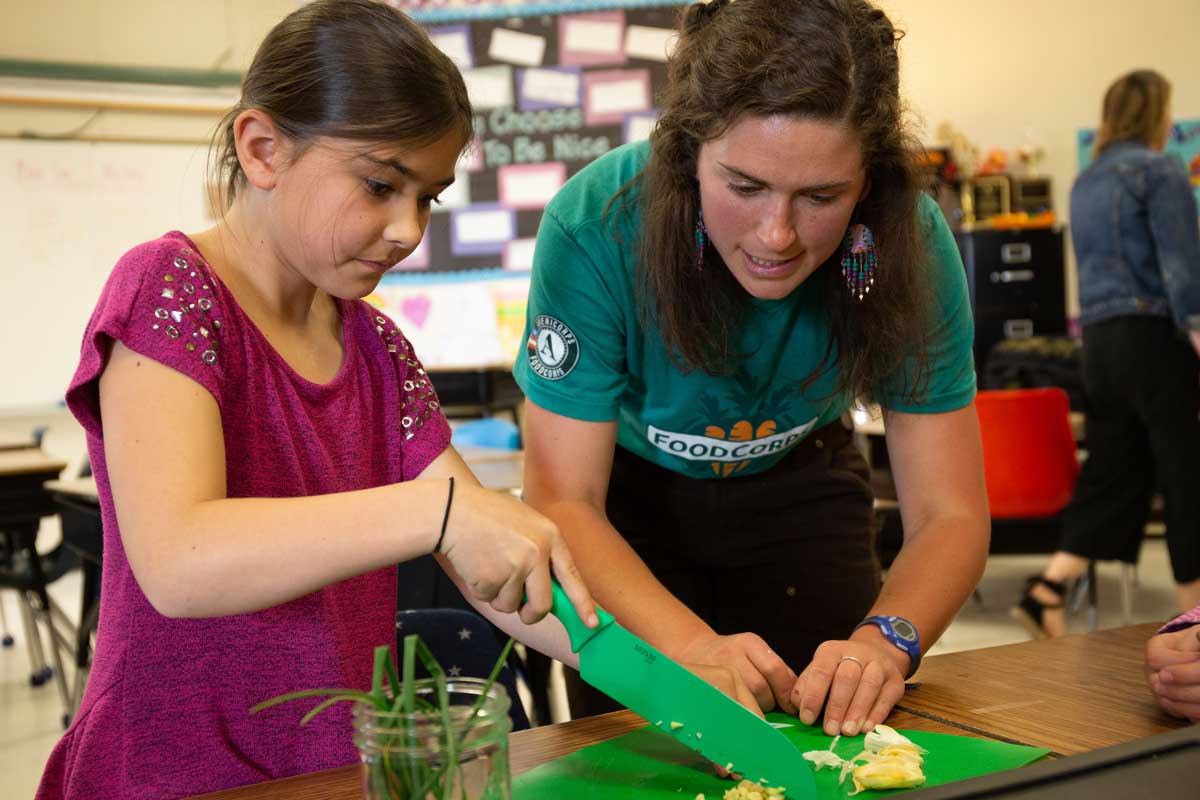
left=515, top=0, right=989, bottom=737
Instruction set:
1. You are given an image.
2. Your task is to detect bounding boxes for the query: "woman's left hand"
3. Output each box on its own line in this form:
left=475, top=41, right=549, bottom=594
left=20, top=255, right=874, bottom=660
left=790, top=638, right=907, bottom=736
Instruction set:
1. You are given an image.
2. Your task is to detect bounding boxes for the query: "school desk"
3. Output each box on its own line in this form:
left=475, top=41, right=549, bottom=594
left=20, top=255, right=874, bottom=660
left=41, top=446, right=519, bottom=503
left=183, top=623, right=1190, bottom=799
left=0, top=433, right=39, bottom=452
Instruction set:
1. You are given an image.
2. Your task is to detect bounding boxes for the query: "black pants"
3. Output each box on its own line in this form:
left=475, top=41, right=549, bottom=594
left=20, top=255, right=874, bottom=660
left=566, top=418, right=880, bottom=718
left=1060, top=316, right=1200, bottom=583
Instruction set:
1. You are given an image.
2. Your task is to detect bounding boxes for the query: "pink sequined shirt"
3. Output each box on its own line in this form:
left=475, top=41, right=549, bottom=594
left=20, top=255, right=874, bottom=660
left=38, top=232, right=451, bottom=799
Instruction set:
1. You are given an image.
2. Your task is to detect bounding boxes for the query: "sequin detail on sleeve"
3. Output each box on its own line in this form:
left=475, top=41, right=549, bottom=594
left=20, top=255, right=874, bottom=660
left=374, top=315, right=442, bottom=442
left=150, top=247, right=221, bottom=365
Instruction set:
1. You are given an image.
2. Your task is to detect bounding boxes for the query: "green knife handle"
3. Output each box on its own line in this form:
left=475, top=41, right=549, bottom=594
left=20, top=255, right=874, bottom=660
left=550, top=581, right=615, bottom=653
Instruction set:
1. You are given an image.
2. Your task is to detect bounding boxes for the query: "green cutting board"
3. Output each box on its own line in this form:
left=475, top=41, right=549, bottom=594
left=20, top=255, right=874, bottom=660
left=513, top=712, right=1049, bottom=799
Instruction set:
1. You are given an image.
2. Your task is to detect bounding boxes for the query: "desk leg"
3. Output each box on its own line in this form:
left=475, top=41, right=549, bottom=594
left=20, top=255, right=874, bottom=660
left=71, top=561, right=100, bottom=713
left=20, top=522, right=74, bottom=724
left=17, top=593, right=49, bottom=682
left=0, top=591, right=13, bottom=646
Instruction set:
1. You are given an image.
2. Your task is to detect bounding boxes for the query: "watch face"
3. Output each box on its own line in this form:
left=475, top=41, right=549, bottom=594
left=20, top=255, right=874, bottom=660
left=892, top=619, right=918, bottom=642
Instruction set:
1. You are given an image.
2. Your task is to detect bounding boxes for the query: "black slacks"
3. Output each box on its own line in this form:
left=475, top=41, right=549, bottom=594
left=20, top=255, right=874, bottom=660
left=1060, top=316, right=1200, bottom=583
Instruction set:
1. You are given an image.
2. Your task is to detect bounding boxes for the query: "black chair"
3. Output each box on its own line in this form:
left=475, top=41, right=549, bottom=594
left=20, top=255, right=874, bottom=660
left=53, top=463, right=103, bottom=717
left=0, top=426, right=81, bottom=727
left=397, top=555, right=553, bottom=727
left=396, top=607, right=531, bottom=731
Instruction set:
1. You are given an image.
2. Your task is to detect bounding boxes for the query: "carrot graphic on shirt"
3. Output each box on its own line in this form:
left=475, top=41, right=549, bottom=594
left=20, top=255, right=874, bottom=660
left=705, top=419, right=779, bottom=476
left=693, top=383, right=794, bottom=477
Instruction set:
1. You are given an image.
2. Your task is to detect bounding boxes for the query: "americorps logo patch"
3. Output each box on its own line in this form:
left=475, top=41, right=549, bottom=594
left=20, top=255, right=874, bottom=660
left=526, top=315, right=580, bottom=380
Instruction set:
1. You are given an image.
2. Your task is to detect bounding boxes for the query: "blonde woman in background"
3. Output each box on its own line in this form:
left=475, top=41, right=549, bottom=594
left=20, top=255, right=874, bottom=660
left=1014, top=70, right=1200, bottom=638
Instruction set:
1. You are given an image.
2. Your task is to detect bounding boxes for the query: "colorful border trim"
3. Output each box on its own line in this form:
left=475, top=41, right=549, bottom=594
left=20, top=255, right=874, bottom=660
left=379, top=267, right=526, bottom=286
left=408, top=0, right=686, bottom=25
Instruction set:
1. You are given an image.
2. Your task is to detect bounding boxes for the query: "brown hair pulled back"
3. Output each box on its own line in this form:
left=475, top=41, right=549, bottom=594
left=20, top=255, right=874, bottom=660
left=211, top=0, right=473, bottom=206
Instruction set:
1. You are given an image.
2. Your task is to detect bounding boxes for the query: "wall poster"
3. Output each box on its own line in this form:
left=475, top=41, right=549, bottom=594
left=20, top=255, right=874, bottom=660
left=367, top=0, right=687, bottom=368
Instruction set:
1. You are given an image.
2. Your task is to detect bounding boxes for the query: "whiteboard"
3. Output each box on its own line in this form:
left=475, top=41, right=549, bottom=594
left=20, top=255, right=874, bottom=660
left=0, top=139, right=212, bottom=410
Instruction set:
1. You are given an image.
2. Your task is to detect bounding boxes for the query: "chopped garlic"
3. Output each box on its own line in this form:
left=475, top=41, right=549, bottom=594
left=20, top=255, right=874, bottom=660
left=865, top=724, right=927, bottom=754
left=803, top=732, right=850, bottom=771
left=670, top=721, right=685, bottom=730
left=877, top=744, right=925, bottom=766
left=696, top=732, right=703, bottom=739
left=721, top=779, right=786, bottom=799
left=801, top=749, right=847, bottom=770
left=804, top=727, right=928, bottom=795
left=850, top=754, right=926, bottom=794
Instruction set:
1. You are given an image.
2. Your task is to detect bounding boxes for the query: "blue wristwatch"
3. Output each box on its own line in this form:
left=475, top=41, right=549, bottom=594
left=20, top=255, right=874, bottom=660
left=853, top=615, right=921, bottom=678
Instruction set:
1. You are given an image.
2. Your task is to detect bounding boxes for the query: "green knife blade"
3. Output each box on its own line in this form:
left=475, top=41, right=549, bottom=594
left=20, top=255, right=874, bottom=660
left=551, top=583, right=815, bottom=798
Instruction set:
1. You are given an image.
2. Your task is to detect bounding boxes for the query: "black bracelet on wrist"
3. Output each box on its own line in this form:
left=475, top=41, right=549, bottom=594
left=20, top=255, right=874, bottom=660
left=434, top=476, right=455, bottom=553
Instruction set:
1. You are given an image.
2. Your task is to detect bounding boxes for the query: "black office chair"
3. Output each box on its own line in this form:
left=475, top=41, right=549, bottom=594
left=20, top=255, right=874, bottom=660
left=396, top=607, right=531, bottom=731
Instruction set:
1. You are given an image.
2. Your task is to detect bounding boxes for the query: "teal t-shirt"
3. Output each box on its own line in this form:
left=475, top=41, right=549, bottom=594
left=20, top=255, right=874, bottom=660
left=513, top=141, right=975, bottom=480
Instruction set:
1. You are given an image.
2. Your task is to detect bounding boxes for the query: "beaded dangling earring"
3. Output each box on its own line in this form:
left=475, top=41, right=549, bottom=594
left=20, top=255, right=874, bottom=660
left=694, top=206, right=707, bottom=271
left=841, top=223, right=878, bottom=301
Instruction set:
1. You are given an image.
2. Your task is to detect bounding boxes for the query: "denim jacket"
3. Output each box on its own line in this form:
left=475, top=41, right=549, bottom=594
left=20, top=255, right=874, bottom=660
left=1070, top=140, right=1200, bottom=334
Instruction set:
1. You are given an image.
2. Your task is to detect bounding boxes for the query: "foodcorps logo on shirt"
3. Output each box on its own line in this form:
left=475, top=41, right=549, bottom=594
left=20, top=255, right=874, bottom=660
left=646, top=418, right=818, bottom=462
left=526, top=315, right=580, bottom=381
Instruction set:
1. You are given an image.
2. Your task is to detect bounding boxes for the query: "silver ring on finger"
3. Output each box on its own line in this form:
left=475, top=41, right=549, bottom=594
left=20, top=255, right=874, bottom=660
left=840, top=655, right=865, bottom=668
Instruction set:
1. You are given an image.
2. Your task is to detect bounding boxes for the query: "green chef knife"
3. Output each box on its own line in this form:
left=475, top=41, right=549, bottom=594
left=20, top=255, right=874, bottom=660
left=550, top=582, right=815, bottom=798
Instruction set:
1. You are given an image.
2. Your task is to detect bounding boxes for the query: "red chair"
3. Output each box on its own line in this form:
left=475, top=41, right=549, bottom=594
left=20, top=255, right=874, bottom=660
left=976, top=388, right=1134, bottom=628
left=975, top=388, right=1079, bottom=520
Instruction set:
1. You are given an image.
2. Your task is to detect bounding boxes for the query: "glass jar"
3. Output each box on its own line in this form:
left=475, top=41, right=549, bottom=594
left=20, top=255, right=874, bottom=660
left=353, top=678, right=512, bottom=800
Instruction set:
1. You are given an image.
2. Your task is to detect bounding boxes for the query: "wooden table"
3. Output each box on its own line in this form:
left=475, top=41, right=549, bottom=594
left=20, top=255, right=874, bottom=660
left=185, top=624, right=1190, bottom=799
left=188, top=708, right=966, bottom=799
left=897, top=622, right=1178, bottom=756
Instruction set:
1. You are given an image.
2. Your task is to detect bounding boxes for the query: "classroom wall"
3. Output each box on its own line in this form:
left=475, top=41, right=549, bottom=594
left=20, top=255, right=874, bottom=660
left=2, top=0, right=1199, bottom=410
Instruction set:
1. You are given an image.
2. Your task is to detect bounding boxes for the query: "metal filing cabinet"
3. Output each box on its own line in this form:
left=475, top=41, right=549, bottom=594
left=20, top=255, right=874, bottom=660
left=954, top=227, right=1068, bottom=375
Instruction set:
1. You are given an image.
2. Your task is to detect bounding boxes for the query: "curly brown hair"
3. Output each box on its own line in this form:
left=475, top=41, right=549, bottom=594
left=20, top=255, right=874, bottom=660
left=611, top=0, right=934, bottom=403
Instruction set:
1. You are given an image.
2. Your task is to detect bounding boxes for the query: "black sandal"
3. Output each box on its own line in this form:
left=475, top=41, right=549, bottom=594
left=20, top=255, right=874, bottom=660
left=1010, top=576, right=1067, bottom=639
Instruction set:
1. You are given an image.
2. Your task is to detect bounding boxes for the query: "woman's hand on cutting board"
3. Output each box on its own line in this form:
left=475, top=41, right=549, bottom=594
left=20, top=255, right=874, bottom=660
left=790, top=638, right=906, bottom=737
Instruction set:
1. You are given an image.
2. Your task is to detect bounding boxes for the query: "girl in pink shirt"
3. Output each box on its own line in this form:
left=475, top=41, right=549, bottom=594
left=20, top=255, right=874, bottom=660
left=36, top=2, right=602, bottom=797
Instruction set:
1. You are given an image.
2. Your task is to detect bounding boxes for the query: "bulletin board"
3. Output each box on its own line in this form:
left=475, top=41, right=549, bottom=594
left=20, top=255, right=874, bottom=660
left=1077, top=119, right=1200, bottom=204
left=367, top=0, right=688, bottom=369
left=402, top=0, right=685, bottom=274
